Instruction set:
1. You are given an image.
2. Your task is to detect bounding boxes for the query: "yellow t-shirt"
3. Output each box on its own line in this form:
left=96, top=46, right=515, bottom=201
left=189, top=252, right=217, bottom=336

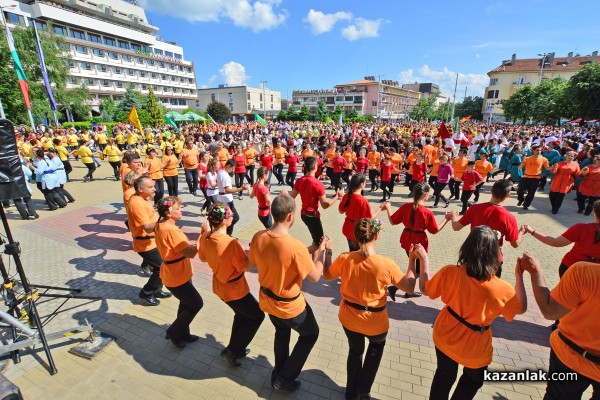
left=96, top=133, right=108, bottom=145
left=103, top=145, right=122, bottom=162
left=78, top=146, right=93, bottom=164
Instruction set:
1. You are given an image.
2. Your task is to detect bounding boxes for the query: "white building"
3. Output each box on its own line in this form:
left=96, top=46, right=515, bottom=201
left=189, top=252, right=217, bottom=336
left=196, top=85, right=281, bottom=121
left=2, top=0, right=197, bottom=111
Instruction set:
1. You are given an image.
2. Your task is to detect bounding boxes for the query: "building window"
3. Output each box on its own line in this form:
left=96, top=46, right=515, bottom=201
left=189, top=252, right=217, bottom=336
left=171, top=76, right=176, bottom=81
left=80, top=62, right=92, bottom=70
left=70, top=29, right=85, bottom=40
left=122, top=54, right=132, bottom=62
left=34, top=21, right=48, bottom=31
left=98, top=64, right=107, bottom=72
left=487, top=90, right=499, bottom=99
left=114, top=67, right=122, bottom=74
left=165, top=51, right=173, bottom=57
left=170, top=98, right=178, bottom=105
left=118, top=40, right=130, bottom=49
left=189, top=78, right=193, bottom=84
left=259, top=93, right=263, bottom=101
left=74, top=45, right=88, bottom=54
left=151, top=73, right=158, bottom=79
left=92, top=49, right=104, bottom=57
left=247, top=102, right=251, bottom=111
left=104, top=37, right=116, bottom=47
left=489, top=78, right=498, bottom=86
left=178, top=99, right=186, bottom=106
left=229, top=103, right=234, bottom=111
left=131, top=43, right=141, bottom=51
left=141, top=84, right=147, bottom=90
left=353, top=96, right=363, bottom=103
left=345, top=96, right=353, bottom=101
left=154, top=49, right=164, bottom=55
left=147, top=59, right=155, bottom=66
left=515, top=77, right=525, bottom=85
left=67, top=76, right=78, bottom=84
left=5, top=12, right=26, bottom=25
left=139, top=71, right=146, bottom=77
left=84, top=78, right=95, bottom=85
left=107, top=51, right=118, bottom=60
left=161, top=74, right=168, bottom=80
left=136, top=57, right=144, bottom=64
left=127, top=68, right=134, bottom=75
left=175, top=54, right=182, bottom=60
left=100, top=79, right=110, bottom=87
left=115, top=81, right=123, bottom=88
left=54, top=25, right=67, bottom=35
left=168, top=64, right=175, bottom=70
left=211, top=94, right=216, bottom=102
left=88, top=33, right=101, bottom=43
left=158, top=62, right=165, bottom=68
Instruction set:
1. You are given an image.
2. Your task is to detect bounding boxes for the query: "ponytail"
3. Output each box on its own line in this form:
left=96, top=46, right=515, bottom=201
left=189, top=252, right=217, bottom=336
left=345, top=174, right=366, bottom=208
left=410, top=182, right=431, bottom=226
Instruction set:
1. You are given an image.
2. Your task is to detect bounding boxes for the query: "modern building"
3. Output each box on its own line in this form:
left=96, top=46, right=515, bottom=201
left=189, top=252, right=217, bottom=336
left=2, top=0, right=198, bottom=112
left=402, top=82, right=441, bottom=99
left=292, top=77, right=421, bottom=119
left=483, top=52, right=598, bottom=121
left=196, top=85, right=281, bottom=121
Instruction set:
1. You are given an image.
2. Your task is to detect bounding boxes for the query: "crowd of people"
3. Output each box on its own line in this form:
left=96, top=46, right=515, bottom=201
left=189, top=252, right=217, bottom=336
left=15, top=119, right=600, bottom=399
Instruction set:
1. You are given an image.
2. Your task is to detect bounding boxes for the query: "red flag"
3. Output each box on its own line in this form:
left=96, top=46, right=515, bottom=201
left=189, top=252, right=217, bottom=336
left=459, top=115, right=472, bottom=124
left=438, top=122, right=450, bottom=139
left=352, top=122, right=358, bottom=136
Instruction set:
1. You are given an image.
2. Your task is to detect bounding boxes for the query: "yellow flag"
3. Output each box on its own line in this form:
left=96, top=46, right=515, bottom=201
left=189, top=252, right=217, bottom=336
left=128, top=104, right=144, bottom=134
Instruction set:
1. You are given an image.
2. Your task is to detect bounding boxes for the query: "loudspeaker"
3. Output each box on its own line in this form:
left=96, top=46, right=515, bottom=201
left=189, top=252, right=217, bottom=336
left=0, top=119, right=31, bottom=202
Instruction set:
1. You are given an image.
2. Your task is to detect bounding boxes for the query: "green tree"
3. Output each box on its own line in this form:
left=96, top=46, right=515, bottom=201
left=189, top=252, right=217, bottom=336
left=409, top=96, right=437, bottom=121
left=286, top=105, right=298, bottom=121
left=433, top=100, right=452, bottom=121
left=276, top=110, right=288, bottom=121
left=299, top=105, right=311, bottom=121
left=100, top=98, right=118, bottom=121
left=530, top=78, right=569, bottom=123
left=564, top=62, right=600, bottom=121
left=56, top=85, right=91, bottom=121
left=119, top=83, right=146, bottom=114
left=455, top=96, right=484, bottom=120
left=347, top=108, right=359, bottom=119
left=145, top=86, right=164, bottom=126
left=206, top=101, right=231, bottom=123
left=315, top=100, right=330, bottom=121
left=502, top=85, right=535, bottom=123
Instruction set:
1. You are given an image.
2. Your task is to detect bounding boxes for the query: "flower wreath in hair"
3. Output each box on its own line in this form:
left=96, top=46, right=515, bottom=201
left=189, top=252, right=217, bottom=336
left=212, top=203, right=232, bottom=219
left=162, top=198, right=174, bottom=208
left=371, top=218, right=383, bottom=234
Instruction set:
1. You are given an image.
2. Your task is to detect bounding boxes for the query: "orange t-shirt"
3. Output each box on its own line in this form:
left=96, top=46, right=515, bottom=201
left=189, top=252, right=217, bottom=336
left=181, top=148, right=199, bottom=170
left=123, top=187, right=135, bottom=207
left=422, top=145, right=437, bottom=164
left=342, top=151, right=356, bottom=170
left=430, top=156, right=441, bottom=177
left=161, top=154, right=179, bottom=177
left=550, top=262, right=600, bottom=382
left=391, top=153, right=404, bottom=175
left=301, top=149, right=315, bottom=159
left=145, top=157, right=163, bottom=180
left=155, top=223, right=193, bottom=288
left=475, top=160, right=493, bottom=182
left=452, top=157, right=469, bottom=180
left=522, top=155, right=549, bottom=179
left=126, top=195, right=158, bottom=253
left=216, top=148, right=230, bottom=165
left=367, top=152, right=381, bottom=170
left=325, top=252, right=403, bottom=336
left=197, top=232, right=250, bottom=302
left=273, top=147, right=288, bottom=165
left=248, top=230, right=314, bottom=319
left=244, top=148, right=259, bottom=166
left=326, top=148, right=336, bottom=166
left=406, top=153, right=417, bottom=174
left=425, top=264, right=521, bottom=368
left=120, top=164, right=132, bottom=192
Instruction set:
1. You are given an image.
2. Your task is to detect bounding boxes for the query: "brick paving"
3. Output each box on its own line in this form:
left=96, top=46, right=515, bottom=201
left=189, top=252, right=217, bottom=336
left=0, top=162, right=593, bottom=399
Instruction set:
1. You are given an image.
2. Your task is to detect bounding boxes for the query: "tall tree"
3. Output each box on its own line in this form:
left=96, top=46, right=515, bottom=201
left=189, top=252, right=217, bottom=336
left=299, top=105, right=311, bottom=121
left=455, top=96, right=484, bottom=120
left=100, top=98, right=117, bottom=121
left=502, top=85, right=535, bottom=123
left=119, top=83, right=146, bottom=114
left=315, top=100, right=330, bottom=121
left=206, top=101, right=231, bottom=123
left=409, top=96, right=437, bottom=121
left=564, top=62, right=600, bottom=121
left=286, top=105, right=298, bottom=121
left=145, top=86, right=164, bottom=126
left=530, top=78, right=569, bottom=124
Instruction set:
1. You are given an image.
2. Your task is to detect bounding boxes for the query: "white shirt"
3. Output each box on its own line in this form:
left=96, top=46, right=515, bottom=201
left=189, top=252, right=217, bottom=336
left=216, top=169, right=233, bottom=203
left=206, top=171, right=218, bottom=196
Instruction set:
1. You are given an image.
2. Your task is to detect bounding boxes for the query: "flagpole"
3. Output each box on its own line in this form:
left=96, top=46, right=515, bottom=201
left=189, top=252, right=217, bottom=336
left=0, top=97, right=5, bottom=119
left=450, top=73, right=458, bottom=122
left=52, top=110, right=59, bottom=127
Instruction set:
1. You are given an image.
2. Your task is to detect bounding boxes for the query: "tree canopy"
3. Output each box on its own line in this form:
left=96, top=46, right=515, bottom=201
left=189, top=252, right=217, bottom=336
left=206, top=101, right=231, bottom=123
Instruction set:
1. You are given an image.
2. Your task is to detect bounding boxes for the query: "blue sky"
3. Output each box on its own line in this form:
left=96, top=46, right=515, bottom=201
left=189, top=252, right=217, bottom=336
left=140, top=0, right=599, bottom=99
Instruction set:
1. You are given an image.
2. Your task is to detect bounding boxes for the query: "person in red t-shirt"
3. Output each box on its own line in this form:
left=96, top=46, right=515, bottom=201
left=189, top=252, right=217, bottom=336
left=259, top=145, right=274, bottom=185
left=198, top=151, right=210, bottom=215
left=332, top=148, right=346, bottom=192
left=338, top=174, right=378, bottom=251
left=381, top=182, right=449, bottom=298
left=409, top=153, right=427, bottom=195
left=450, top=179, right=524, bottom=278
left=379, top=152, right=394, bottom=202
left=250, top=166, right=273, bottom=228
left=459, top=161, right=484, bottom=215
left=233, top=144, right=246, bottom=200
left=291, top=156, right=343, bottom=248
left=355, top=148, right=368, bottom=175
left=285, top=148, right=300, bottom=189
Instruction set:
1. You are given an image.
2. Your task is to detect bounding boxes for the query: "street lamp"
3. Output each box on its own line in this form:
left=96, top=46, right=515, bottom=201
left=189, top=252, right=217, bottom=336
left=260, top=80, right=267, bottom=119
left=377, top=74, right=384, bottom=118
left=538, top=53, right=550, bottom=84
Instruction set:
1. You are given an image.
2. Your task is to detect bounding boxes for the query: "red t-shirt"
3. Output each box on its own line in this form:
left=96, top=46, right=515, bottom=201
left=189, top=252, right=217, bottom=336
left=355, top=157, right=368, bottom=174
left=561, top=223, right=600, bottom=267
left=380, top=162, right=393, bottom=182
left=253, top=183, right=270, bottom=217
left=316, top=157, right=324, bottom=178
left=458, top=202, right=519, bottom=263
left=260, top=154, right=273, bottom=170
left=462, top=170, right=483, bottom=191
left=198, top=163, right=208, bottom=189
left=294, top=175, right=325, bottom=217
left=233, top=154, right=246, bottom=174
left=285, top=155, right=299, bottom=173
left=412, top=163, right=427, bottom=182
left=390, top=204, right=439, bottom=252
left=338, top=193, right=372, bottom=241
left=333, top=156, right=346, bottom=173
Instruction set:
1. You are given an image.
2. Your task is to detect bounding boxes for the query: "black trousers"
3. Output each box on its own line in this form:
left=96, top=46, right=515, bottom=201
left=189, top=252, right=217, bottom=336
left=63, top=160, right=72, bottom=181
left=226, top=201, right=240, bottom=236
left=153, top=179, right=164, bottom=205
left=285, top=171, right=297, bottom=189
left=341, top=169, right=352, bottom=186
left=300, top=214, right=324, bottom=246
left=433, top=182, right=448, bottom=206
left=138, top=248, right=163, bottom=295
left=200, top=187, right=211, bottom=211
left=449, top=179, right=461, bottom=200
left=473, top=182, right=484, bottom=202
left=235, top=172, right=246, bottom=189
left=549, top=191, right=566, bottom=214
left=58, top=184, right=75, bottom=202
left=225, top=293, right=265, bottom=357
left=539, top=176, right=548, bottom=190
left=343, top=327, right=387, bottom=400
left=109, top=161, right=121, bottom=180
left=461, top=190, right=474, bottom=214
left=165, top=176, right=179, bottom=196
left=38, top=184, right=67, bottom=210
left=273, top=164, right=284, bottom=185
left=577, top=191, right=599, bottom=215
left=258, top=213, right=273, bottom=229
left=332, top=172, right=342, bottom=191
left=428, top=175, right=438, bottom=187
left=544, top=349, right=600, bottom=399
left=165, top=280, right=203, bottom=340
left=325, top=166, right=333, bottom=183
left=84, top=162, right=96, bottom=179
left=390, top=174, right=399, bottom=192
left=430, top=347, right=486, bottom=400
left=13, top=196, right=36, bottom=219
left=404, top=172, right=412, bottom=186
left=381, top=180, right=393, bottom=201
left=517, top=178, right=540, bottom=208
left=245, top=165, right=255, bottom=186
left=269, top=305, right=319, bottom=385
left=368, top=169, right=379, bottom=190
left=184, top=168, right=198, bottom=194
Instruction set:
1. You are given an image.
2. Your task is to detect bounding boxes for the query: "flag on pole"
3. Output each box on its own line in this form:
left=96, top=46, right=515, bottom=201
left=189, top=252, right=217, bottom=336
left=459, top=115, right=472, bottom=124
left=352, top=122, right=359, bottom=136
left=254, top=113, right=267, bottom=128
left=437, top=121, right=450, bottom=139
left=454, top=117, right=459, bottom=133
left=127, top=104, right=144, bottom=134
left=206, top=113, right=218, bottom=125
left=325, top=116, right=334, bottom=125
left=165, top=116, right=178, bottom=130
left=33, top=22, right=56, bottom=111
left=338, top=113, right=343, bottom=126
left=4, top=21, right=31, bottom=109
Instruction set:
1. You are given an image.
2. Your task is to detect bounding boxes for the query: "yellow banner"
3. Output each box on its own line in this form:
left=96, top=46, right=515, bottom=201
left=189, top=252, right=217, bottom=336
left=127, top=104, right=144, bottom=134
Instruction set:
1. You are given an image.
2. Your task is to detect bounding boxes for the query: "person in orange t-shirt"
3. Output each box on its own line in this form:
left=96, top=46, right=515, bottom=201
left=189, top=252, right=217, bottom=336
left=520, top=254, right=600, bottom=399
left=548, top=151, right=580, bottom=214
left=153, top=197, right=201, bottom=349
left=179, top=140, right=199, bottom=195
left=419, top=227, right=526, bottom=400
left=161, top=146, right=179, bottom=196
left=198, top=204, right=265, bottom=367
left=341, top=144, right=356, bottom=186
left=120, top=153, right=146, bottom=193
left=248, top=192, right=333, bottom=392
left=323, top=218, right=416, bottom=400
left=367, top=146, right=381, bottom=192
left=449, top=148, right=468, bottom=200
left=473, top=152, right=494, bottom=202
left=126, top=176, right=172, bottom=306
left=244, top=142, right=259, bottom=185
left=272, top=141, right=288, bottom=186
left=144, top=148, right=164, bottom=206
left=517, top=145, right=552, bottom=210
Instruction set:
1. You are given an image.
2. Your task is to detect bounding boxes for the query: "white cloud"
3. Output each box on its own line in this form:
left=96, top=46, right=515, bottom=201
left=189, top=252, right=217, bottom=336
left=303, top=9, right=352, bottom=34
left=219, top=62, right=249, bottom=86
left=341, top=18, right=386, bottom=41
left=138, top=0, right=287, bottom=32
left=397, top=65, right=490, bottom=99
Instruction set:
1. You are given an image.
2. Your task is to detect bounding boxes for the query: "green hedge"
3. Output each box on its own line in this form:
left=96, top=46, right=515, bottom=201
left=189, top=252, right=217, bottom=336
left=61, top=121, right=120, bottom=132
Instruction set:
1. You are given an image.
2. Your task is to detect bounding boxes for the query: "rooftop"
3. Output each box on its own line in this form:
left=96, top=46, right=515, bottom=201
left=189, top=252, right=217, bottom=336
left=489, top=53, right=598, bottom=74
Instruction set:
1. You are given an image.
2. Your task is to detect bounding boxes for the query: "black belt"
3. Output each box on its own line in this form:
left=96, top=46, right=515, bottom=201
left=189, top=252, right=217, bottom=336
left=558, top=331, right=600, bottom=365
left=260, top=286, right=301, bottom=302
left=164, top=256, right=186, bottom=265
left=584, top=255, right=600, bottom=263
left=219, top=192, right=226, bottom=195
left=133, top=235, right=155, bottom=240
left=227, top=272, right=245, bottom=283
left=301, top=209, right=318, bottom=217
left=403, top=228, right=425, bottom=234
left=447, top=306, right=490, bottom=334
left=258, top=205, right=270, bottom=210
left=344, top=299, right=386, bottom=312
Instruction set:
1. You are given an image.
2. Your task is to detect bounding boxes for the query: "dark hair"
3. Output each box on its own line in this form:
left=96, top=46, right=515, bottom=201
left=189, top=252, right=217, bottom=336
left=206, top=203, right=230, bottom=231
left=458, top=226, right=500, bottom=281
left=467, top=161, right=475, bottom=167
left=410, top=182, right=430, bottom=225
left=156, top=196, right=181, bottom=226
left=52, top=138, right=61, bottom=146
left=345, top=174, right=366, bottom=207
left=199, top=151, right=207, bottom=159
left=35, top=149, right=45, bottom=158
left=146, top=147, right=156, bottom=155
left=128, top=153, right=141, bottom=162
left=133, top=176, right=151, bottom=192
left=271, top=193, right=295, bottom=223
left=256, top=166, right=268, bottom=181
left=225, top=158, right=236, bottom=168
left=303, top=156, right=317, bottom=173
left=207, top=158, right=217, bottom=172
left=491, top=179, right=512, bottom=199
left=354, top=218, right=378, bottom=245
left=594, top=200, right=600, bottom=243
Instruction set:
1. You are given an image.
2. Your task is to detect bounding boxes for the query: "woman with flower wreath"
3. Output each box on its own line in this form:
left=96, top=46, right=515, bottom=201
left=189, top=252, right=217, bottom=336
left=380, top=182, right=450, bottom=299
left=323, top=217, right=416, bottom=400
left=198, top=203, right=265, bottom=367
left=154, top=196, right=202, bottom=349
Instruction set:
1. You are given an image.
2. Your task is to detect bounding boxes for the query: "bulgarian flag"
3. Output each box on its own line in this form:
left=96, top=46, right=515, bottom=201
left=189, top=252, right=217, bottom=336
left=4, top=22, right=31, bottom=109
left=254, top=113, right=267, bottom=128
